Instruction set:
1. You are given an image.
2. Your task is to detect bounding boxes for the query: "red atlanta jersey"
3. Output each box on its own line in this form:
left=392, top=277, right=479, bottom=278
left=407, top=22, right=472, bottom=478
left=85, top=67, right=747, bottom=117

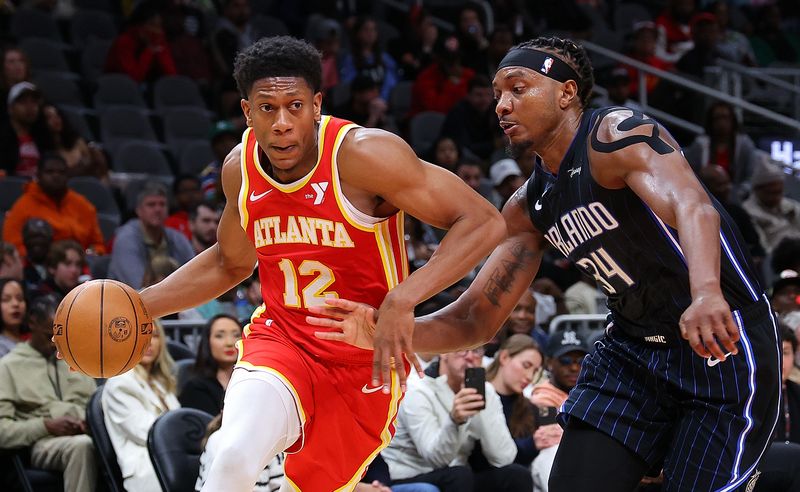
left=238, top=116, right=408, bottom=364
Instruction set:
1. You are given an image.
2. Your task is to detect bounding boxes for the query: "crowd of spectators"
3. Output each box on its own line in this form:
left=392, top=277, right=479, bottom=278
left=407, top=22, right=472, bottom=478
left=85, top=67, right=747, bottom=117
left=0, top=0, right=799, bottom=491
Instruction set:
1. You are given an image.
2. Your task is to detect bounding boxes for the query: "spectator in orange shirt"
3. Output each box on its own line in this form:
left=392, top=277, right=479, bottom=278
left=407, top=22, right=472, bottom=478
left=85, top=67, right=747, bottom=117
left=2, top=154, right=106, bottom=256
left=410, top=34, right=475, bottom=116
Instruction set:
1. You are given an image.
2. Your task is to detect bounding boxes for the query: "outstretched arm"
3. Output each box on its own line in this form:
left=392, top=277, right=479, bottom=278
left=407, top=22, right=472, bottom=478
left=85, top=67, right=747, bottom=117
left=413, top=185, right=545, bottom=352
left=311, top=185, right=545, bottom=354
left=589, top=108, right=738, bottom=360
left=338, top=128, right=506, bottom=388
left=140, top=146, right=257, bottom=318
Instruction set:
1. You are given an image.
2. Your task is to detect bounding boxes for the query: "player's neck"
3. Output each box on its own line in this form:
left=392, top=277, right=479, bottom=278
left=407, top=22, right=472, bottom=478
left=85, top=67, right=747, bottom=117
left=537, top=109, right=583, bottom=175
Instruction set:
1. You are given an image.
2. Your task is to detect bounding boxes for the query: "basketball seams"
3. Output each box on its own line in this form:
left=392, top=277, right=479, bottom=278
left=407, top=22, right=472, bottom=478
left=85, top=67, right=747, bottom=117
left=63, top=282, right=91, bottom=376
left=113, top=280, right=140, bottom=375
left=99, top=280, right=105, bottom=378
left=57, top=279, right=152, bottom=378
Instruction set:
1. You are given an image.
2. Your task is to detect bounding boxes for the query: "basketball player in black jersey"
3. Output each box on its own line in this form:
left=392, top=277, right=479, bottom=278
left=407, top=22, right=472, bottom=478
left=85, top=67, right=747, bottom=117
left=310, top=37, right=781, bottom=491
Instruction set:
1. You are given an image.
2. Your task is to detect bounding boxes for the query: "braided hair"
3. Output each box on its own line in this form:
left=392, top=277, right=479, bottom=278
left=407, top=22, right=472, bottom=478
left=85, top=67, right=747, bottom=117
left=513, top=37, right=595, bottom=108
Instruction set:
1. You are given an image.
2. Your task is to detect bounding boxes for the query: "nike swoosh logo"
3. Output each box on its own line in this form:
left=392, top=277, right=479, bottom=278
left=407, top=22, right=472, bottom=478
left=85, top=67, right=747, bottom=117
left=361, top=384, right=383, bottom=394
left=249, top=189, right=272, bottom=202
left=707, top=352, right=733, bottom=367
left=534, top=200, right=542, bottom=211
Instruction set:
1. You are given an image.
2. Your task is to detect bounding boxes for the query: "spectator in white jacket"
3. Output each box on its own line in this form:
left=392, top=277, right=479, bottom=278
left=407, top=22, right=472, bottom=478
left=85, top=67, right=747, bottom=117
left=383, top=347, right=533, bottom=492
left=102, top=321, right=180, bottom=491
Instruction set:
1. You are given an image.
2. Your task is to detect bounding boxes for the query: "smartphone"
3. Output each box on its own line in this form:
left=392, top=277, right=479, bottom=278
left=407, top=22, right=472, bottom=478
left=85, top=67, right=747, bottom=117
left=537, top=406, right=559, bottom=426
left=464, top=366, right=486, bottom=410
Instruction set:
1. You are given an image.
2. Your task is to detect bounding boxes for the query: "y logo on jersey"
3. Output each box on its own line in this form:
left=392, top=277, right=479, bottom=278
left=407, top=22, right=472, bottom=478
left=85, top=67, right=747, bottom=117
left=310, top=182, right=328, bottom=205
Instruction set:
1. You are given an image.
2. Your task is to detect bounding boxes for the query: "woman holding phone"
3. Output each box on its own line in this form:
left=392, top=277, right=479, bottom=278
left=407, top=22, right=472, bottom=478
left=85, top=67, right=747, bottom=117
left=487, top=334, right=554, bottom=467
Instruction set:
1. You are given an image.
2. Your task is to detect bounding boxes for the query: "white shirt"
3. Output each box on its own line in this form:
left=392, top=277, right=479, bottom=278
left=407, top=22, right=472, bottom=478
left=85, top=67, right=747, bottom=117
left=382, top=374, right=517, bottom=480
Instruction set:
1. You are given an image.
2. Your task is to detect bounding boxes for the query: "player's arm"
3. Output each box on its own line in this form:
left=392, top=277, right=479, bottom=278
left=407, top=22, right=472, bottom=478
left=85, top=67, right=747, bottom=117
left=339, top=128, right=506, bottom=387
left=589, top=108, right=738, bottom=360
left=140, top=146, right=257, bottom=318
left=413, top=185, right=545, bottom=352
left=312, top=185, right=545, bottom=353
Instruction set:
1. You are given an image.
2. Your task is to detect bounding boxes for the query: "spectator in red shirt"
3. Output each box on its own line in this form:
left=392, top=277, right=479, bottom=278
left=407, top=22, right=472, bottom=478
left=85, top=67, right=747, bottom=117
left=622, top=22, right=673, bottom=97
left=655, top=0, right=697, bottom=63
left=105, top=1, right=177, bottom=84
left=165, top=175, right=203, bottom=241
left=410, top=34, right=475, bottom=116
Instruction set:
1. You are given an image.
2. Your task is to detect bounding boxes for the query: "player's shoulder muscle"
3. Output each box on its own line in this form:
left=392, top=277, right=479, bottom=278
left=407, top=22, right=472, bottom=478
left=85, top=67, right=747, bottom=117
left=590, top=107, right=677, bottom=157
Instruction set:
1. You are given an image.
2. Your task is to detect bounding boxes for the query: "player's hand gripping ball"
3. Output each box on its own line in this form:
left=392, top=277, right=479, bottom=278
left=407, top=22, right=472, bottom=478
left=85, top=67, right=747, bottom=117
left=53, top=279, right=154, bottom=378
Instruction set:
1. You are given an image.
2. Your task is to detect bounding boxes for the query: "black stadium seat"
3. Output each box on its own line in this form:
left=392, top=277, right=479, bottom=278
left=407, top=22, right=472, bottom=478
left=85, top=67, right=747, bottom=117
left=148, top=408, right=214, bottom=492
left=86, top=386, right=126, bottom=492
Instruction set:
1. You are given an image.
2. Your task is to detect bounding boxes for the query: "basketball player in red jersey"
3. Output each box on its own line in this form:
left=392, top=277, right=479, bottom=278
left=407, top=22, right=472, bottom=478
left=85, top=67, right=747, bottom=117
left=136, top=37, right=505, bottom=491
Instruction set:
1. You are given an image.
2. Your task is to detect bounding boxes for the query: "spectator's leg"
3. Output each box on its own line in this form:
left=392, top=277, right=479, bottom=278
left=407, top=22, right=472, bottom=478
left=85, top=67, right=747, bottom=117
left=549, top=418, right=647, bottom=492
left=474, top=463, right=533, bottom=492
left=201, top=368, right=301, bottom=492
left=393, top=465, right=474, bottom=492
left=752, top=442, right=800, bottom=492
left=391, top=484, right=442, bottom=492
left=30, top=434, right=97, bottom=492
left=532, top=445, right=559, bottom=492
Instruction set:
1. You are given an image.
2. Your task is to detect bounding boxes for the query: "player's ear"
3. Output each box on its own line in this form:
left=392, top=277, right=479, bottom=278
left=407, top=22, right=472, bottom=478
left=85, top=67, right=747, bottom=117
left=313, top=92, right=322, bottom=123
left=241, top=98, right=252, bottom=127
left=559, top=80, right=578, bottom=110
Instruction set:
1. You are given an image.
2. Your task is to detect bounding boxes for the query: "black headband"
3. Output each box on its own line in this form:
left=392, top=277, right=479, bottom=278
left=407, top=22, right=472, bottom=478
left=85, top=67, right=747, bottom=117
left=497, top=48, right=580, bottom=85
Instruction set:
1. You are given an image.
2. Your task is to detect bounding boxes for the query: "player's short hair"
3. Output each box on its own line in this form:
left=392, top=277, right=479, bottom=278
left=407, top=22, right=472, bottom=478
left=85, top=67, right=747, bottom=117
left=512, top=37, right=595, bottom=108
left=233, top=36, right=322, bottom=99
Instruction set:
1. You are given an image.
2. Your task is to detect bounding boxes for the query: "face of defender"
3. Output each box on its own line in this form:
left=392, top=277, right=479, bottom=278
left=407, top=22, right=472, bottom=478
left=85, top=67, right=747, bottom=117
left=241, top=77, right=323, bottom=177
left=493, top=66, right=564, bottom=156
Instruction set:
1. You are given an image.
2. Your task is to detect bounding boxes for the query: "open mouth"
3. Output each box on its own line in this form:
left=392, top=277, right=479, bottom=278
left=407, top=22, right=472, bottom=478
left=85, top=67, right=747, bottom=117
left=499, top=121, right=518, bottom=135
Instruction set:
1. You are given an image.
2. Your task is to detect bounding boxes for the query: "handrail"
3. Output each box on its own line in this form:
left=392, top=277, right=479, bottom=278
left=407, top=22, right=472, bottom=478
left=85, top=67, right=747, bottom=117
left=580, top=41, right=800, bottom=133
left=715, top=59, right=800, bottom=95
left=642, top=106, right=704, bottom=135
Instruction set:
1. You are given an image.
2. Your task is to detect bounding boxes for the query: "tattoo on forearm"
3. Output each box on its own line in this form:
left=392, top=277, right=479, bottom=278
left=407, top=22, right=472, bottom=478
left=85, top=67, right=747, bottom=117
left=591, top=109, right=675, bottom=155
left=483, top=242, right=535, bottom=306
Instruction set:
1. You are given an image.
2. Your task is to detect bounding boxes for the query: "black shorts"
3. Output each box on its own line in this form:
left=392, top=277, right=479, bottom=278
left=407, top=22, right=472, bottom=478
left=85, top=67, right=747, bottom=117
left=561, top=295, right=781, bottom=492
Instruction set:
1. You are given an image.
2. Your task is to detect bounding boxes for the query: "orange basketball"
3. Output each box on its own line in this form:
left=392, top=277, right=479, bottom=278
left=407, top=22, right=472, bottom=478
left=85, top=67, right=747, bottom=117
left=53, top=279, right=154, bottom=378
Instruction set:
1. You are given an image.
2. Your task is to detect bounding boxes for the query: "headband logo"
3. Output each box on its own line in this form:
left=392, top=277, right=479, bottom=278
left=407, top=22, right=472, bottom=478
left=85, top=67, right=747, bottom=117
left=541, top=57, right=554, bottom=74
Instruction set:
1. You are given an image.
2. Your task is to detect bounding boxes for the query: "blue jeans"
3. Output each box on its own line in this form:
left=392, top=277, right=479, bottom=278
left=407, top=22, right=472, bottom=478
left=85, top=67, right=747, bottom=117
left=392, top=484, right=441, bottom=492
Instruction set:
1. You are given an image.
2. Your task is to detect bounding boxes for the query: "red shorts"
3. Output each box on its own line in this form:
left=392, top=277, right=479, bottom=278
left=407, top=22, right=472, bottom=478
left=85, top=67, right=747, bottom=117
left=236, top=322, right=407, bottom=491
